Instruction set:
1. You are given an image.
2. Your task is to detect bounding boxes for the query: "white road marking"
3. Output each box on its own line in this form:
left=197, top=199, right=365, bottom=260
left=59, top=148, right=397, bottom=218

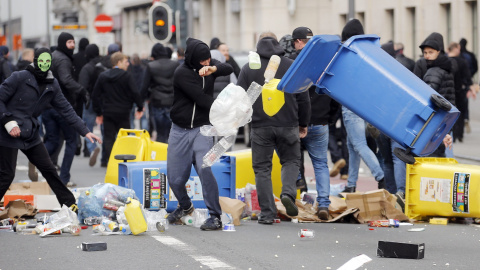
left=152, top=235, right=235, bottom=269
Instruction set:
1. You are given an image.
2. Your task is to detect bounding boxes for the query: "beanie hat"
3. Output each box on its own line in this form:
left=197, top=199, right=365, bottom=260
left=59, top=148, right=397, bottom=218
left=341, top=19, right=364, bottom=42
left=85, top=44, right=100, bottom=62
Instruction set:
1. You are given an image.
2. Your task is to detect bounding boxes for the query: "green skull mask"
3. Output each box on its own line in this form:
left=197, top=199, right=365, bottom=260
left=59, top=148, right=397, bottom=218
left=37, top=52, right=51, bottom=72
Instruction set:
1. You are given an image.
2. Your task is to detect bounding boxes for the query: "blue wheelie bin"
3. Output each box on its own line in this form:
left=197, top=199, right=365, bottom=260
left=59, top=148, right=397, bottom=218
left=278, top=34, right=460, bottom=163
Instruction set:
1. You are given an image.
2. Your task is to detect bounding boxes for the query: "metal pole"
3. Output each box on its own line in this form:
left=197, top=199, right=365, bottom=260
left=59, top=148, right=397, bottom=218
left=187, top=0, right=193, bottom=38
left=7, top=0, right=12, bottom=51
left=348, top=0, right=355, bottom=21
left=46, top=0, right=51, bottom=47
left=96, top=0, right=100, bottom=15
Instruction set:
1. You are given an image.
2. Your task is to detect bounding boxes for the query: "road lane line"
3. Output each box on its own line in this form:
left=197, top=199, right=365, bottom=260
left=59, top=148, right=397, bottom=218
left=152, top=235, right=235, bottom=269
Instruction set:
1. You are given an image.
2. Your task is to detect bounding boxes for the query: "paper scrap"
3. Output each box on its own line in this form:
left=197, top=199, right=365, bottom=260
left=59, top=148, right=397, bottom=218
left=337, top=254, right=372, bottom=270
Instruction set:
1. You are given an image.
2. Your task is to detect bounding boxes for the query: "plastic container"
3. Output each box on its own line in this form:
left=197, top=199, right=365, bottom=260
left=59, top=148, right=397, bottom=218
left=124, top=197, right=147, bottom=235
left=181, top=215, right=194, bottom=226
left=278, top=34, right=460, bottom=158
left=405, top=157, right=480, bottom=220
left=203, top=135, right=236, bottom=167
left=264, top=55, right=281, bottom=82
left=105, top=129, right=168, bottom=185
left=248, top=51, right=261, bottom=69
left=101, top=219, right=119, bottom=232
left=119, top=224, right=132, bottom=235
left=261, top=79, right=284, bottom=116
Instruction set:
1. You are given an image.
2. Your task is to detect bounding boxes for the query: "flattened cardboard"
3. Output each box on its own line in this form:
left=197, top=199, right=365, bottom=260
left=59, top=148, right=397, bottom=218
left=275, top=198, right=358, bottom=223
left=35, top=195, right=61, bottom=211
left=0, top=200, right=37, bottom=219
left=219, top=197, right=246, bottom=226
left=345, top=189, right=409, bottom=223
left=4, top=182, right=51, bottom=198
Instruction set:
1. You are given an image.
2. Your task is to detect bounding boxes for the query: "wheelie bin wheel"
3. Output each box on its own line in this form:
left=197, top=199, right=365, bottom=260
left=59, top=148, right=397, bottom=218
left=431, top=94, right=452, bottom=111
left=393, top=148, right=416, bottom=164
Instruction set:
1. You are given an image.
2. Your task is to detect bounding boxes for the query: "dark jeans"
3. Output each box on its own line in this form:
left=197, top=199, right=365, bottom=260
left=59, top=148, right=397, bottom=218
left=328, top=117, right=349, bottom=175
left=151, top=106, right=172, bottom=143
left=167, top=124, right=222, bottom=217
left=251, top=126, right=300, bottom=220
left=42, top=108, right=78, bottom=185
left=103, top=113, right=131, bottom=164
left=453, top=91, right=467, bottom=141
left=0, top=144, right=76, bottom=206
left=376, top=133, right=396, bottom=193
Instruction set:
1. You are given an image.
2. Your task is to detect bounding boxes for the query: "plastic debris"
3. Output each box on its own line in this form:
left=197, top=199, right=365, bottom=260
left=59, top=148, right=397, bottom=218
left=337, top=254, right=372, bottom=270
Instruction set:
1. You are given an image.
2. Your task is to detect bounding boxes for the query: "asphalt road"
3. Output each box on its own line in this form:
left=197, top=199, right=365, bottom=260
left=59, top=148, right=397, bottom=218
left=1, top=99, right=479, bottom=270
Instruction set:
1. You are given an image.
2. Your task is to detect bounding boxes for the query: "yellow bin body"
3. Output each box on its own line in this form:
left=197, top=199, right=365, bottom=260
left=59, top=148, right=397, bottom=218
left=124, top=197, right=147, bottom=235
left=104, top=129, right=168, bottom=185
left=405, top=158, right=480, bottom=220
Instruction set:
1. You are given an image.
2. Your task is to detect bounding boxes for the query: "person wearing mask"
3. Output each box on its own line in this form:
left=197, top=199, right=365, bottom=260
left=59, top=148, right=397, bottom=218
left=43, top=32, right=87, bottom=187
left=140, top=43, right=179, bottom=143
left=394, top=43, right=415, bottom=72
left=16, top=48, right=34, bottom=71
left=237, top=32, right=311, bottom=224
left=413, top=32, right=455, bottom=158
left=0, top=46, right=12, bottom=83
left=340, top=19, right=385, bottom=194
left=92, top=52, right=144, bottom=165
left=79, top=44, right=103, bottom=164
left=289, top=26, right=339, bottom=220
left=0, top=47, right=101, bottom=213
left=166, top=38, right=233, bottom=231
left=218, top=43, right=241, bottom=78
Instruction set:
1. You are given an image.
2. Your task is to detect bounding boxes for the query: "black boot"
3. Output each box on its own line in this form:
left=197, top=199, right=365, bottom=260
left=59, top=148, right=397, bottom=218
left=377, top=178, right=385, bottom=189
left=338, top=186, right=356, bottom=198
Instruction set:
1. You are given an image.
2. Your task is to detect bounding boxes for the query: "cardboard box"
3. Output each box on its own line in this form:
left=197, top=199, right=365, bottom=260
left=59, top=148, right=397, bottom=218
left=377, top=241, right=425, bottom=259
left=34, top=195, right=61, bottom=211
left=4, top=182, right=51, bottom=198
left=345, top=189, right=409, bottom=223
left=3, top=195, right=34, bottom=206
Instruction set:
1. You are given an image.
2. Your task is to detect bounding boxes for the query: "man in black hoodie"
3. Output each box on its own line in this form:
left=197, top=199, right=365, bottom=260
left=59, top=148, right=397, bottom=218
left=289, top=26, right=340, bottom=220
left=92, top=52, right=144, bottom=164
left=141, top=43, right=180, bottom=143
left=79, top=44, right=103, bottom=163
left=43, top=32, right=87, bottom=187
left=167, top=38, right=233, bottom=231
left=237, top=32, right=311, bottom=224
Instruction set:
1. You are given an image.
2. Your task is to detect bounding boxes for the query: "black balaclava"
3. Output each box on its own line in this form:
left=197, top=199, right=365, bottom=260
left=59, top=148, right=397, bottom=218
left=57, top=32, right=75, bottom=59
left=78, top=38, right=89, bottom=52
left=85, top=44, right=100, bottom=62
left=151, top=43, right=168, bottom=60
left=185, top=38, right=211, bottom=71
left=26, top=47, right=53, bottom=84
left=341, top=19, right=364, bottom=42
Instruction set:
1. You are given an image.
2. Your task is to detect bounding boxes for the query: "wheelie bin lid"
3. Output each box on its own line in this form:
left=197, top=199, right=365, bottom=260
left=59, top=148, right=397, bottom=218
left=277, top=35, right=341, bottom=94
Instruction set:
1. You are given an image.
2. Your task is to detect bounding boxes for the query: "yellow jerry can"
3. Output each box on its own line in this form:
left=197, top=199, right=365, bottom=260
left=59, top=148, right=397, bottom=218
left=262, top=79, right=285, bottom=116
left=124, top=197, right=147, bottom=235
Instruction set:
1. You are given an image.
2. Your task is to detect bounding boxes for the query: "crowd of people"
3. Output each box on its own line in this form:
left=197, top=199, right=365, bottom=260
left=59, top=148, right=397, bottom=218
left=0, top=18, right=477, bottom=230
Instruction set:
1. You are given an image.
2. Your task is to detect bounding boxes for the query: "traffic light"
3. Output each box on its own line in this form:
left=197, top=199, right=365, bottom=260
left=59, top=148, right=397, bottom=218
left=149, top=2, right=172, bottom=43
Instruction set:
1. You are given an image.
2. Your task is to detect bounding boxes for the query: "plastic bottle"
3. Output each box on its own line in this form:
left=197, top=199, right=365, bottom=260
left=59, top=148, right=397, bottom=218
left=101, top=219, right=119, bottom=232
left=193, top=209, right=209, bottom=228
left=221, top=212, right=233, bottom=224
left=248, top=51, right=261, bottom=69
left=246, top=81, right=263, bottom=105
left=264, top=55, right=281, bottom=83
left=116, top=206, right=127, bottom=225
left=181, top=215, right=194, bottom=226
left=202, top=135, right=236, bottom=167
left=120, top=224, right=132, bottom=235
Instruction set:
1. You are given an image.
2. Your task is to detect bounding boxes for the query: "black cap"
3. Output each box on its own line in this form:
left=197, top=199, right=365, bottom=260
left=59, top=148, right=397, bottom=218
left=291, top=27, right=313, bottom=40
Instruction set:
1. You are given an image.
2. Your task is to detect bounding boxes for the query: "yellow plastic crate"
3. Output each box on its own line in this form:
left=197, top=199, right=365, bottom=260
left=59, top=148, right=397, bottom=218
left=104, top=129, right=167, bottom=185
left=405, top=157, right=479, bottom=220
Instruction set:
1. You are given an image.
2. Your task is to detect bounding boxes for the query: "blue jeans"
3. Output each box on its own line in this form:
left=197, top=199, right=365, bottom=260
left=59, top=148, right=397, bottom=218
left=151, top=106, right=172, bottom=143
left=342, top=106, right=384, bottom=187
left=42, top=108, right=77, bottom=185
left=130, top=105, right=149, bottom=130
left=301, top=125, right=330, bottom=208
left=391, top=140, right=406, bottom=193
left=83, top=103, right=97, bottom=154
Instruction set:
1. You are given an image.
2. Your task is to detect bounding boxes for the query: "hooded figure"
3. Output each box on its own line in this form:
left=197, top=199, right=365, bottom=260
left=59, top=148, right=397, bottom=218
left=57, top=32, right=75, bottom=59
left=420, top=32, right=445, bottom=53
left=459, top=38, right=478, bottom=76
left=73, top=38, right=89, bottom=81
left=26, top=48, right=54, bottom=85
left=151, top=43, right=168, bottom=60
left=85, top=44, right=100, bottom=63
left=341, top=19, right=364, bottom=42
left=184, top=38, right=212, bottom=72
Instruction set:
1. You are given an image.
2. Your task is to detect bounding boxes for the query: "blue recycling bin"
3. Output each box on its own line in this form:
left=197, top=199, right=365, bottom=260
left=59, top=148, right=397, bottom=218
left=118, top=157, right=236, bottom=212
left=278, top=34, right=460, bottom=160
left=278, top=35, right=341, bottom=94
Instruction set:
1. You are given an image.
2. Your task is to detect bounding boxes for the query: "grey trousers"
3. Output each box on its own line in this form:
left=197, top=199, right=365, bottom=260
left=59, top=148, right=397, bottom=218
left=251, top=126, right=301, bottom=220
left=167, top=124, right=222, bottom=217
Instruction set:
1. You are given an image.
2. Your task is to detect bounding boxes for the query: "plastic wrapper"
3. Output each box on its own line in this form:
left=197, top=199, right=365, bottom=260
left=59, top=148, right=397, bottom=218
left=143, top=209, right=168, bottom=231
left=77, top=183, right=137, bottom=224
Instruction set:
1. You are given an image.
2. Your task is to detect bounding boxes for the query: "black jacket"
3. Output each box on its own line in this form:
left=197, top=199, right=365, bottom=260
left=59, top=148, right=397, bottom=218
left=78, top=56, right=103, bottom=96
left=450, top=56, right=472, bottom=94
left=16, top=60, right=32, bottom=71
left=0, top=57, right=12, bottom=83
left=0, top=70, right=89, bottom=149
left=170, top=38, right=233, bottom=129
left=51, top=50, right=86, bottom=108
left=237, top=37, right=310, bottom=128
left=92, top=68, right=144, bottom=117
left=291, top=50, right=336, bottom=126
left=396, top=54, right=415, bottom=72
left=141, top=57, right=179, bottom=108
left=414, top=55, right=456, bottom=105
left=72, top=50, right=87, bottom=81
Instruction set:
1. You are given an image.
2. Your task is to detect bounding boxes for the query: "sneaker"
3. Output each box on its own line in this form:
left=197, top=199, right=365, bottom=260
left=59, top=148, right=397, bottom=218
left=200, top=216, right=222, bottom=231
left=89, top=147, right=101, bottom=167
left=28, top=162, right=38, bottom=182
left=280, top=195, right=298, bottom=217
left=338, top=186, right=356, bottom=198
left=69, top=204, right=79, bottom=214
left=296, top=178, right=307, bottom=190
left=396, top=191, right=405, bottom=212
left=66, top=181, right=77, bottom=188
left=167, top=203, right=194, bottom=224
left=340, top=174, right=348, bottom=180
left=258, top=218, right=274, bottom=225
left=377, top=178, right=385, bottom=189
left=316, top=207, right=329, bottom=221
left=329, top=159, right=346, bottom=177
